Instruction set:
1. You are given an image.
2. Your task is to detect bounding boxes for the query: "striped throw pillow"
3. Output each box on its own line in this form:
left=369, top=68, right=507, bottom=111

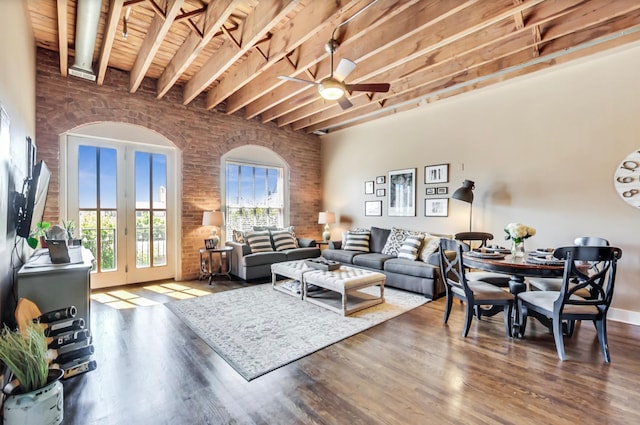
left=245, top=230, right=273, bottom=253
left=271, top=229, right=297, bottom=251
left=397, top=233, right=425, bottom=260
left=344, top=232, right=370, bottom=252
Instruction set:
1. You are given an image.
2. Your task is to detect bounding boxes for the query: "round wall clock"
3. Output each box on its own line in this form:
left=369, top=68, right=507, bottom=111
left=614, top=149, right=640, bottom=209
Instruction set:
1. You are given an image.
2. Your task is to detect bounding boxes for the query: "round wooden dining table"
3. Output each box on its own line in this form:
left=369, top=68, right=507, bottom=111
left=462, top=252, right=566, bottom=337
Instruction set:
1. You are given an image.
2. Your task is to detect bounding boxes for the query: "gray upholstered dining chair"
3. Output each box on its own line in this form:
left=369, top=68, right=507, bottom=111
left=517, top=246, right=622, bottom=362
left=455, top=232, right=511, bottom=287
left=438, top=238, right=514, bottom=337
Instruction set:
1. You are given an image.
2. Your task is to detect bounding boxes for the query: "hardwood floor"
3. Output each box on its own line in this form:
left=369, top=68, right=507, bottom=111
left=62, top=278, right=640, bottom=424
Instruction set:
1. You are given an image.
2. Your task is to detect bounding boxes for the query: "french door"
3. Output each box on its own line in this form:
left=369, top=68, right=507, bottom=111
left=66, top=136, right=176, bottom=288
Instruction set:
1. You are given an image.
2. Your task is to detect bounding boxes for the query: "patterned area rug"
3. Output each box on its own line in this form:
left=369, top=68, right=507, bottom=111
left=165, top=284, right=429, bottom=381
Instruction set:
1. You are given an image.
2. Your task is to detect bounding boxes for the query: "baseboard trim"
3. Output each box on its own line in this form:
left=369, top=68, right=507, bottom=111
left=609, top=307, right=640, bottom=326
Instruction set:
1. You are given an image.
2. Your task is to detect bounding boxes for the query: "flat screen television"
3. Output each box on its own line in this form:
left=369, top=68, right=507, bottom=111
left=16, top=161, right=51, bottom=238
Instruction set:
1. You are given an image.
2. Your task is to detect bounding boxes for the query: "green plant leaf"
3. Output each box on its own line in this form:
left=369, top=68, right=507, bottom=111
left=27, top=237, right=38, bottom=249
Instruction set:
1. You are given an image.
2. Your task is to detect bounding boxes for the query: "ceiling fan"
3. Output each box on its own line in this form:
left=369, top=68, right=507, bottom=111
left=278, top=38, right=390, bottom=109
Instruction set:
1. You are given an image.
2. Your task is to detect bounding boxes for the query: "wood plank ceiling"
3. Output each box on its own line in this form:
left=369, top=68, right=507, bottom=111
left=27, top=0, right=640, bottom=134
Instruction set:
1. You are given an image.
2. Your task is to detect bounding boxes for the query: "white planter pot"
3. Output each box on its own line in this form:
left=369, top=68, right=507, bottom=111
left=3, top=370, right=64, bottom=425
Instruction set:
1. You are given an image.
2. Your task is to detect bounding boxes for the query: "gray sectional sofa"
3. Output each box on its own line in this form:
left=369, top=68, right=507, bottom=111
left=321, top=226, right=447, bottom=299
left=226, top=237, right=320, bottom=280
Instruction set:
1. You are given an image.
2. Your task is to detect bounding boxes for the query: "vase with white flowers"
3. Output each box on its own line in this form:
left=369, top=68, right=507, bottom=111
left=504, top=223, right=536, bottom=258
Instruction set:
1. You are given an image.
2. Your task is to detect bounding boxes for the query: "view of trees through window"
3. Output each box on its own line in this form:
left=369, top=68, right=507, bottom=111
left=225, top=162, right=284, bottom=238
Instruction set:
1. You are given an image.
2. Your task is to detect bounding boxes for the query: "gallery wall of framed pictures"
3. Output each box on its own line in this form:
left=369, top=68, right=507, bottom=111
left=362, top=163, right=452, bottom=218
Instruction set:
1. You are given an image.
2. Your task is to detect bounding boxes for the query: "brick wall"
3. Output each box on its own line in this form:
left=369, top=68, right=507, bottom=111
left=35, top=48, right=322, bottom=280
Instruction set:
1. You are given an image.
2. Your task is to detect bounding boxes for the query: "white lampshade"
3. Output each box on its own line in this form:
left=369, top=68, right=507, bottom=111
left=202, top=211, right=224, bottom=227
left=318, top=211, right=336, bottom=224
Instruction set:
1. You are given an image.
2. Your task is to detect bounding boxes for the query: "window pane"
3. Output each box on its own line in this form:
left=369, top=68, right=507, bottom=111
left=100, top=148, right=117, bottom=209
left=225, top=162, right=284, bottom=236
left=153, top=211, right=166, bottom=266
left=136, top=210, right=150, bottom=268
left=79, top=210, right=97, bottom=271
left=135, top=152, right=150, bottom=209
left=152, top=154, right=167, bottom=209
left=78, top=146, right=97, bottom=209
left=100, top=211, right=117, bottom=271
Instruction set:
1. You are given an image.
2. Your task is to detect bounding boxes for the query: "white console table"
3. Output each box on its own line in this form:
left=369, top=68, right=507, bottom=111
left=17, top=247, right=94, bottom=330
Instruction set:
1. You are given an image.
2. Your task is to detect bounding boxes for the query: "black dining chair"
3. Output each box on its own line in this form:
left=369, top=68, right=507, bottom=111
left=438, top=238, right=514, bottom=337
left=517, top=246, right=622, bottom=362
left=455, top=232, right=511, bottom=287
left=528, top=236, right=610, bottom=296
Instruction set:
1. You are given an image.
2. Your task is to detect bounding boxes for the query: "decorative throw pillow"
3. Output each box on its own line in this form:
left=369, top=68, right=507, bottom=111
left=419, top=234, right=442, bottom=262
left=271, top=229, right=297, bottom=251
left=282, top=225, right=298, bottom=247
left=381, top=227, right=412, bottom=256
left=341, top=228, right=369, bottom=246
left=344, top=232, right=370, bottom=252
left=232, top=230, right=246, bottom=244
left=245, top=230, right=274, bottom=253
left=397, top=233, right=425, bottom=260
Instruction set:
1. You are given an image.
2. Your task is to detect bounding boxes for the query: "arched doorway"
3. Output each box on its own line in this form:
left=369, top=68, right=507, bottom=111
left=59, top=122, right=181, bottom=288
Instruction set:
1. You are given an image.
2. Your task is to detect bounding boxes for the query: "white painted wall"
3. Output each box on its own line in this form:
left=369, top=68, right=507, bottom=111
left=0, top=1, right=36, bottom=323
left=321, top=41, right=640, bottom=323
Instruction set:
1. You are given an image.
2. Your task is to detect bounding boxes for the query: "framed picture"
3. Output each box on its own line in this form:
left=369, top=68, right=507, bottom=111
left=436, top=186, right=448, bottom=195
left=425, top=163, right=449, bottom=184
left=376, top=176, right=385, bottom=184
left=388, top=168, right=416, bottom=216
left=426, top=187, right=436, bottom=196
left=365, top=180, right=374, bottom=194
left=376, top=188, right=386, bottom=197
left=204, top=239, right=216, bottom=249
left=424, top=198, right=449, bottom=217
left=365, top=200, right=382, bottom=216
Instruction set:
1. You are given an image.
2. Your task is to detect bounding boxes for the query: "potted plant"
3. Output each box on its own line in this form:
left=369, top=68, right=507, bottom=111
left=26, top=221, right=51, bottom=249
left=0, top=322, right=64, bottom=424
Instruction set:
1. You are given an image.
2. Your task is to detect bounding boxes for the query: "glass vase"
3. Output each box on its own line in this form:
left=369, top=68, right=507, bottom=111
left=511, top=240, right=525, bottom=258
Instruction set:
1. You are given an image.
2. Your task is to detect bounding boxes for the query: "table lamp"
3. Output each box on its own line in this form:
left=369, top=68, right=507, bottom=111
left=202, top=211, right=224, bottom=248
left=318, top=211, right=336, bottom=241
left=451, top=180, right=475, bottom=232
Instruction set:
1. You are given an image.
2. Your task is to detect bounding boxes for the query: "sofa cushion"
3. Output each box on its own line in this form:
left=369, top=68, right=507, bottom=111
left=245, top=230, right=274, bottom=253
left=344, top=232, right=370, bottom=252
left=369, top=226, right=391, bottom=253
left=384, top=258, right=437, bottom=279
left=271, top=229, right=297, bottom=251
left=284, top=247, right=321, bottom=261
left=322, top=249, right=362, bottom=264
left=381, top=227, right=412, bottom=256
left=352, top=253, right=395, bottom=270
left=397, top=233, right=425, bottom=260
left=243, top=251, right=287, bottom=267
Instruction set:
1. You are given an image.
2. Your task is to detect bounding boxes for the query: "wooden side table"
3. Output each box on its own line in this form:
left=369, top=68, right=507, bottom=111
left=317, top=241, right=330, bottom=252
left=199, top=246, right=233, bottom=285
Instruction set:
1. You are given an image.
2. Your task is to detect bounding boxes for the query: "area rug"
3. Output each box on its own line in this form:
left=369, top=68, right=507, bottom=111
left=165, top=284, right=429, bottom=381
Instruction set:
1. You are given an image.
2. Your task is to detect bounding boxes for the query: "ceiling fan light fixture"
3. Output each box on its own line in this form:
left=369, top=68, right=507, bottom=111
left=318, top=78, right=344, bottom=100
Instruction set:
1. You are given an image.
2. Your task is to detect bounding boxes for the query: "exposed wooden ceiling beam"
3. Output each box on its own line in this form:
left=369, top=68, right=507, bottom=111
left=306, top=8, right=640, bottom=133
left=97, top=0, right=125, bottom=85
left=56, top=0, right=68, bottom=77
left=182, top=0, right=301, bottom=106
left=204, top=0, right=362, bottom=111
left=156, top=0, right=240, bottom=99
left=293, top=0, right=587, bottom=131
left=129, top=0, right=184, bottom=93
left=241, top=0, right=436, bottom=121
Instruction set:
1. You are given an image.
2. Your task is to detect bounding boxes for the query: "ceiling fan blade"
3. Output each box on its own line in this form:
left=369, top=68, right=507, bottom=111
left=278, top=75, right=318, bottom=86
left=346, top=83, right=390, bottom=93
left=333, top=58, right=357, bottom=82
left=337, top=96, right=353, bottom=110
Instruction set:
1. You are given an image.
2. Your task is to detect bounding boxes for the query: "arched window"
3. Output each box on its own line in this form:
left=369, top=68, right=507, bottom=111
left=221, top=146, right=289, bottom=239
